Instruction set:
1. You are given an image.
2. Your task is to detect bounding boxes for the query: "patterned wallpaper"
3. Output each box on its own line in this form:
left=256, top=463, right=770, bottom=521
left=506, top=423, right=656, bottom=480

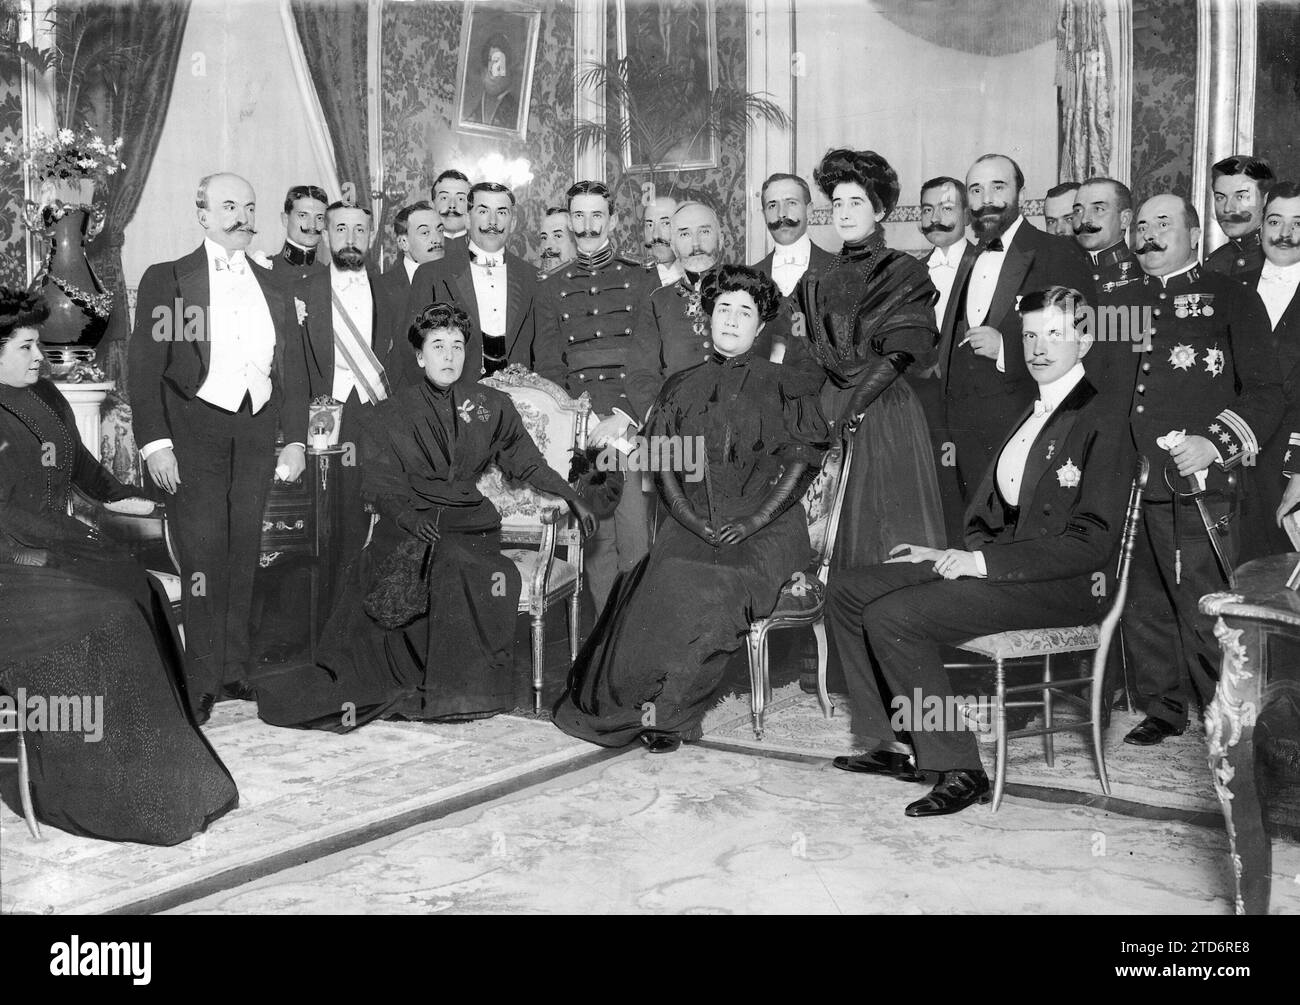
left=1253, top=1, right=1300, bottom=181
left=0, top=63, right=25, bottom=289
left=381, top=0, right=575, bottom=269
left=601, top=0, right=748, bottom=262
left=1128, top=0, right=1196, bottom=207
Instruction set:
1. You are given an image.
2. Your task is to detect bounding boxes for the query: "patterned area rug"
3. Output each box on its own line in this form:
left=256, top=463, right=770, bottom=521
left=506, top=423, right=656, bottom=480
left=0, top=703, right=594, bottom=915
left=700, top=683, right=1224, bottom=815
left=168, top=747, right=1300, bottom=915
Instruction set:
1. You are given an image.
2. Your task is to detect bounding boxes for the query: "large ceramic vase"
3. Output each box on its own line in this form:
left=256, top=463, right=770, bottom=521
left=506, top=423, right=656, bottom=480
left=36, top=179, right=112, bottom=349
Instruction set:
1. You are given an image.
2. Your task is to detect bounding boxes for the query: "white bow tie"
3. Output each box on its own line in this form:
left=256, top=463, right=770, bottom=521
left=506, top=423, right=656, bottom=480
left=215, top=255, right=247, bottom=275
left=1033, top=399, right=1050, bottom=417
left=1261, top=263, right=1297, bottom=283
left=472, top=254, right=501, bottom=268
left=777, top=254, right=805, bottom=267
left=334, top=270, right=367, bottom=290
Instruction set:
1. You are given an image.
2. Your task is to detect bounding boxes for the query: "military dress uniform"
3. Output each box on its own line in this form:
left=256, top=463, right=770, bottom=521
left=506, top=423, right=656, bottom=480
left=1110, top=264, right=1282, bottom=731
left=266, top=241, right=328, bottom=286
left=1204, top=230, right=1264, bottom=278
left=534, top=245, right=658, bottom=611
left=1086, top=240, right=1143, bottom=395
left=625, top=273, right=725, bottom=420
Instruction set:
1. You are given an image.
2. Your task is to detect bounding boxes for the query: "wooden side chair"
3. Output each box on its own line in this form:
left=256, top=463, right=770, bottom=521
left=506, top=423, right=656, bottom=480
left=745, top=430, right=857, bottom=739
left=477, top=365, right=592, bottom=713
left=0, top=703, right=40, bottom=839
left=949, top=456, right=1149, bottom=811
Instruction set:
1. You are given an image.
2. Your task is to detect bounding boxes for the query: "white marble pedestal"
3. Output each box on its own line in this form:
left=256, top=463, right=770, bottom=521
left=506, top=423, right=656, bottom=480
left=53, top=380, right=114, bottom=461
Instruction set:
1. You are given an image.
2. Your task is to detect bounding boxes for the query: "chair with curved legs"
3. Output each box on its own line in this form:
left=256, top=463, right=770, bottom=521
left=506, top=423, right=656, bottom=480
left=745, top=430, right=856, bottom=739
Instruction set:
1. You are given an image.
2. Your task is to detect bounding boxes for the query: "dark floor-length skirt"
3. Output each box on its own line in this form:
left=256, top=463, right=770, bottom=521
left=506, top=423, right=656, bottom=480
left=256, top=524, right=522, bottom=730
left=821, top=377, right=947, bottom=568
left=0, top=564, right=238, bottom=845
left=553, top=505, right=812, bottom=746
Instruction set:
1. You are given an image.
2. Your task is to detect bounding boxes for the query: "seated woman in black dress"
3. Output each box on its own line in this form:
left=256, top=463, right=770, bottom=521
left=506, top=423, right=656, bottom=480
left=0, top=289, right=162, bottom=625
left=553, top=265, right=830, bottom=752
left=257, top=303, right=598, bottom=730
left=0, top=289, right=236, bottom=845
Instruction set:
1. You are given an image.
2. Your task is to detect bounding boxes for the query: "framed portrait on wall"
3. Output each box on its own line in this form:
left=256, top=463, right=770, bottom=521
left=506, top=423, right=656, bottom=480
left=453, top=1, right=541, bottom=141
left=616, top=0, right=719, bottom=172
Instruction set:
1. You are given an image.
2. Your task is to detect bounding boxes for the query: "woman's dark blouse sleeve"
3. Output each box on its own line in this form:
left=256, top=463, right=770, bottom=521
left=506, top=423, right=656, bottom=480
left=867, top=257, right=941, bottom=368
left=492, top=397, right=580, bottom=505
left=775, top=370, right=831, bottom=465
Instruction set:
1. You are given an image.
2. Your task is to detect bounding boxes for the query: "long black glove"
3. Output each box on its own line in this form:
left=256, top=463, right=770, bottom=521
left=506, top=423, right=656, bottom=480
left=657, top=467, right=716, bottom=544
left=842, top=353, right=913, bottom=434
left=717, top=462, right=815, bottom=545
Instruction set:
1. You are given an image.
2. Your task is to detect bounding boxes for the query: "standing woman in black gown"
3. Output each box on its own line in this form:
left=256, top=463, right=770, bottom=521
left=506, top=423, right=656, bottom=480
left=798, top=148, right=947, bottom=569
left=553, top=265, right=830, bottom=752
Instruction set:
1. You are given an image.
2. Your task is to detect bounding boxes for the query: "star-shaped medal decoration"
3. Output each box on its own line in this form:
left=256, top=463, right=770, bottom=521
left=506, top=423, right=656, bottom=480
left=1203, top=346, right=1225, bottom=378
left=1056, top=458, right=1081, bottom=489
left=1168, top=343, right=1196, bottom=371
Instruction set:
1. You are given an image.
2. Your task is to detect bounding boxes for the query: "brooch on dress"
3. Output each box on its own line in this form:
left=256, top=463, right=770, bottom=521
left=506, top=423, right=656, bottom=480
left=457, top=393, right=491, bottom=424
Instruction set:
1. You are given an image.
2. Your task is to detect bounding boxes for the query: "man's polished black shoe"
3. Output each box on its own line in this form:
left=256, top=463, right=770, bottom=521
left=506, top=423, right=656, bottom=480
left=904, top=769, right=992, bottom=817
left=638, top=731, right=682, bottom=754
left=193, top=693, right=215, bottom=726
left=832, top=749, right=928, bottom=783
left=1123, top=715, right=1183, bottom=746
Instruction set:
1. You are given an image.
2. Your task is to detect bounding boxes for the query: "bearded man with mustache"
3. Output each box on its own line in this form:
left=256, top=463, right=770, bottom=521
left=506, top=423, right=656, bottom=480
left=289, top=200, right=411, bottom=615
left=1206, top=155, right=1274, bottom=278
left=939, top=153, right=1096, bottom=509
left=127, top=172, right=311, bottom=722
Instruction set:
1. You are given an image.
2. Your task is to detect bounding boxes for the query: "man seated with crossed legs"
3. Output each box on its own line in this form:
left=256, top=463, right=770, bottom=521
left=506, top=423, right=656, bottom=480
left=825, top=287, right=1136, bottom=816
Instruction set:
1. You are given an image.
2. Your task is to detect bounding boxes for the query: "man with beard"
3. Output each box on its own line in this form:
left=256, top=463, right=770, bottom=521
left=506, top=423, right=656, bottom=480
left=537, top=205, right=576, bottom=279
left=534, top=180, right=657, bottom=611
left=1109, top=193, right=1281, bottom=746
left=641, top=194, right=682, bottom=287
left=1071, top=176, right=1141, bottom=394
left=1042, top=181, right=1079, bottom=237
left=294, top=200, right=408, bottom=594
left=1238, top=181, right=1300, bottom=560
left=268, top=184, right=329, bottom=284
left=466, top=33, right=520, bottom=131
left=407, top=181, right=536, bottom=382
left=941, top=153, right=1095, bottom=506
left=431, top=169, right=472, bottom=269
left=1205, top=155, right=1274, bottom=277
left=370, top=202, right=443, bottom=390
left=128, top=173, right=310, bottom=722
left=626, top=201, right=731, bottom=420
left=911, top=175, right=977, bottom=543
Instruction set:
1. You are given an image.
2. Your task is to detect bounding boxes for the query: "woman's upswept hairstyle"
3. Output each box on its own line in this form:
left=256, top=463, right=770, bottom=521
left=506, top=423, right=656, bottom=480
left=0, top=287, right=49, bottom=349
left=408, top=301, right=471, bottom=351
left=814, top=148, right=901, bottom=217
left=700, top=264, right=781, bottom=324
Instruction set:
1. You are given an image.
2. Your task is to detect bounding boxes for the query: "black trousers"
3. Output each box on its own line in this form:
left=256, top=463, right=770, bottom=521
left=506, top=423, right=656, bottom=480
left=825, top=561, right=1096, bottom=772
left=168, top=390, right=278, bottom=704
left=1121, top=495, right=1237, bottom=730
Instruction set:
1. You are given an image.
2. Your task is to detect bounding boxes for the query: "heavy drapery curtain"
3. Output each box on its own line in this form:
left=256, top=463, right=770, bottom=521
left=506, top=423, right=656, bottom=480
left=1058, top=0, right=1114, bottom=180
left=289, top=0, right=374, bottom=262
left=72, top=0, right=191, bottom=388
